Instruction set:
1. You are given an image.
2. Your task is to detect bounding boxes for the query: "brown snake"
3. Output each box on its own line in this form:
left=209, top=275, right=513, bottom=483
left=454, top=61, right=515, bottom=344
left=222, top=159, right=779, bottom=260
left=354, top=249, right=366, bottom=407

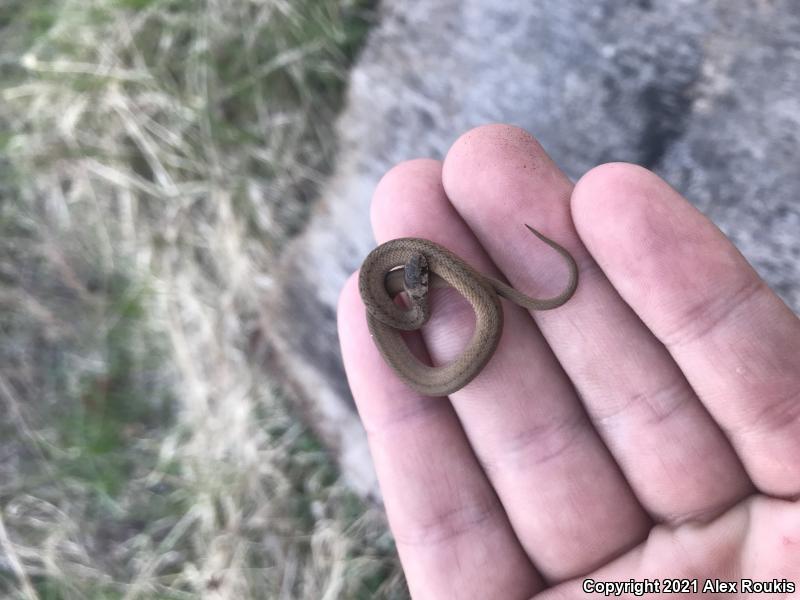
left=358, top=224, right=579, bottom=396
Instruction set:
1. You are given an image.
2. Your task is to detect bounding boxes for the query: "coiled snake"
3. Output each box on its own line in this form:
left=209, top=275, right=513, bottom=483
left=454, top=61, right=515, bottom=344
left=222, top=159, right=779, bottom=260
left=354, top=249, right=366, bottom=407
left=358, top=224, right=578, bottom=396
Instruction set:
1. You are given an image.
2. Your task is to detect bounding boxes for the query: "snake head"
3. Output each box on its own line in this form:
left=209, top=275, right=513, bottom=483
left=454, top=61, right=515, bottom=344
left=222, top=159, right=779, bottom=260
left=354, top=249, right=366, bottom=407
left=403, top=252, right=429, bottom=305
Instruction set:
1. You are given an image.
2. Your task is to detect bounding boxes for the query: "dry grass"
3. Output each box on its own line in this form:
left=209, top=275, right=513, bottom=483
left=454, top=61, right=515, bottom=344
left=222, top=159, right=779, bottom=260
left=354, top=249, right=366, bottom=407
left=0, top=0, right=406, bottom=597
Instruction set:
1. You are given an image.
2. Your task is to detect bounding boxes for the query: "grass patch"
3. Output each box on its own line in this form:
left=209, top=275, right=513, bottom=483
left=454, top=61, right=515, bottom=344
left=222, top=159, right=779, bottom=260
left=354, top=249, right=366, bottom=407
left=1, top=0, right=407, bottom=597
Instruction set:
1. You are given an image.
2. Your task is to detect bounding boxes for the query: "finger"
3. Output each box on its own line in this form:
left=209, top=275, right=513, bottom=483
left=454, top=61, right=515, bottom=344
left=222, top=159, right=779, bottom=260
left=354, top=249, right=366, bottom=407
left=372, top=156, right=649, bottom=581
left=442, top=125, right=750, bottom=524
left=571, top=162, right=800, bottom=497
left=339, top=257, right=541, bottom=593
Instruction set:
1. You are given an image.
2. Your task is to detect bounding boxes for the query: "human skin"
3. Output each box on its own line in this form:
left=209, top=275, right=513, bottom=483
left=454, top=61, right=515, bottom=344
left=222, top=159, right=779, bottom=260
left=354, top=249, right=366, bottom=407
left=337, top=124, right=800, bottom=599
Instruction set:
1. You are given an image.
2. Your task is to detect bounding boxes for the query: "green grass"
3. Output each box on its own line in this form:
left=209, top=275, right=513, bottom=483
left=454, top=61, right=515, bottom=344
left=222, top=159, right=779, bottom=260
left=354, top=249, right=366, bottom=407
left=0, top=0, right=408, bottom=597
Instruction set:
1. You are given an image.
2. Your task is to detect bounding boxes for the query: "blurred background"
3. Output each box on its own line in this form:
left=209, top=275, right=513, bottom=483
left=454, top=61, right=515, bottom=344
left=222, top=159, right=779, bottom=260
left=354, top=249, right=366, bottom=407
left=0, top=1, right=403, bottom=598
left=1, top=0, right=798, bottom=598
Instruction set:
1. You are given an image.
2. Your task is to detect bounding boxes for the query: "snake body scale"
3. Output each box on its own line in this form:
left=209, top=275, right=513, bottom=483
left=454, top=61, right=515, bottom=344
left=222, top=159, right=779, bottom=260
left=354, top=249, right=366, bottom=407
left=358, top=224, right=578, bottom=396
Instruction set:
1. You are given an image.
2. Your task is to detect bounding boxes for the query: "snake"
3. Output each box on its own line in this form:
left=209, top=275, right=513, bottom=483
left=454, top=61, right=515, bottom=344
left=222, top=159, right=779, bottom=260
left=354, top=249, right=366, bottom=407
left=358, top=224, right=579, bottom=396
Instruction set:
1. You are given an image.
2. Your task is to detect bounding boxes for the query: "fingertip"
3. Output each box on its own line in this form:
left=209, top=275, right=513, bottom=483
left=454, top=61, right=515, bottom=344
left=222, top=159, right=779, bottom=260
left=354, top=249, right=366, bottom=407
left=445, top=123, right=548, bottom=169
left=573, top=161, right=654, bottom=202
left=442, top=124, right=566, bottom=211
left=371, top=158, right=444, bottom=239
left=571, top=162, right=682, bottom=247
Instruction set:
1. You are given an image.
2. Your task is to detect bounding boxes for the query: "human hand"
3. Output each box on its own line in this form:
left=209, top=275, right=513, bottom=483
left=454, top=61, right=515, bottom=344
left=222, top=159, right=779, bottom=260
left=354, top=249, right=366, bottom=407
left=337, top=124, right=800, bottom=599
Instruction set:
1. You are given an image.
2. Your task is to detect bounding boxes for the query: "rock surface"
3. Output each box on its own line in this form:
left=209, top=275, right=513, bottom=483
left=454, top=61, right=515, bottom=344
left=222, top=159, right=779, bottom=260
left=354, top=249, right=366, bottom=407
left=266, top=0, right=800, bottom=497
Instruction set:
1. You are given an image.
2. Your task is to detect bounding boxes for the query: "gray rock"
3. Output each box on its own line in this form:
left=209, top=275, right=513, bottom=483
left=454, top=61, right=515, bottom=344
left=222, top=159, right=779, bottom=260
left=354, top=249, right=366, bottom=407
left=266, top=0, right=800, bottom=497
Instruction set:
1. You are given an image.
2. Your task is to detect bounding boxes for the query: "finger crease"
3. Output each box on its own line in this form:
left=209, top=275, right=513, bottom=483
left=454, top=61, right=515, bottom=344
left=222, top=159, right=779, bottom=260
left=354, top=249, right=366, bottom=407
left=477, top=410, right=589, bottom=475
left=593, top=376, right=695, bottom=429
left=362, top=398, right=453, bottom=440
left=392, top=494, right=503, bottom=547
left=662, top=277, right=766, bottom=349
left=737, top=386, right=800, bottom=438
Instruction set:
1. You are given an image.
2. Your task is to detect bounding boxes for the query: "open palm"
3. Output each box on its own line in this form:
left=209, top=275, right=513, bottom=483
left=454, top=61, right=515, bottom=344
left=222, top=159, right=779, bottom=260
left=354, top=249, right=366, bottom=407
left=338, top=124, right=800, bottom=599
